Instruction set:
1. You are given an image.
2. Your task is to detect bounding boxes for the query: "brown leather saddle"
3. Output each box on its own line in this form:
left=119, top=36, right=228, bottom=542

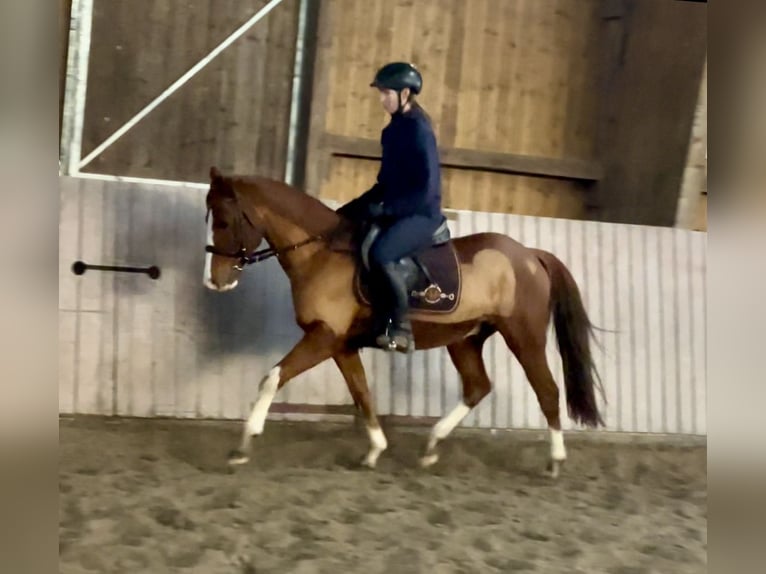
left=353, top=217, right=461, bottom=314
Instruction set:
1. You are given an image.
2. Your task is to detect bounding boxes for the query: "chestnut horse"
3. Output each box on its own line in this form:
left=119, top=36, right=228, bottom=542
left=203, top=167, right=604, bottom=477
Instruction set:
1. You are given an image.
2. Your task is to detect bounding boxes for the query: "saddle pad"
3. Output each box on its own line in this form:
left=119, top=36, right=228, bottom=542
left=354, top=241, right=462, bottom=314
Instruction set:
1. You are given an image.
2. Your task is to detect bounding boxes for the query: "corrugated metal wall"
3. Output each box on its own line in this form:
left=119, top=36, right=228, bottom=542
left=59, top=177, right=706, bottom=435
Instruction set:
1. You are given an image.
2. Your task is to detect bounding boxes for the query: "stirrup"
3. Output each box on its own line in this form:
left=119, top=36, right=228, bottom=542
left=375, top=323, right=414, bottom=354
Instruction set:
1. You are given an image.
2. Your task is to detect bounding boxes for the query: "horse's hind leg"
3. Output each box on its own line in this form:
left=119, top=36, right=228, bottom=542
left=334, top=348, right=387, bottom=468
left=499, top=321, right=566, bottom=478
left=421, top=327, right=493, bottom=468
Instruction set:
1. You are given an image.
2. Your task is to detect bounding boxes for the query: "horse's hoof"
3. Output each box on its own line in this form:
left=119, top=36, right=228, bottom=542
left=420, top=453, right=439, bottom=468
left=227, top=449, right=250, bottom=466
left=360, top=457, right=377, bottom=470
left=545, top=459, right=564, bottom=479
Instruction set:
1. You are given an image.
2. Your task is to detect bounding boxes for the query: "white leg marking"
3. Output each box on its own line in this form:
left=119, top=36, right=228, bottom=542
left=363, top=426, right=388, bottom=467
left=432, top=402, right=471, bottom=443
left=245, top=367, right=281, bottom=436
left=421, top=401, right=471, bottom=467
left=203, top=215, right=215, bottom=289
left=550, top=429, right=567, bottom=461
left=218, top=279, right=238, bottom=292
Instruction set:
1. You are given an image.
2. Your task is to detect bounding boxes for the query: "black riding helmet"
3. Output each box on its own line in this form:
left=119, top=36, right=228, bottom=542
left=370, top=62, right=423, bottom=95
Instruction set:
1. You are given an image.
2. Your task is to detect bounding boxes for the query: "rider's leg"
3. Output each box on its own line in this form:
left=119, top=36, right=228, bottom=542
left=377, top=260, right=414, bottom=352
left=369, top=214, right=442, bottom=352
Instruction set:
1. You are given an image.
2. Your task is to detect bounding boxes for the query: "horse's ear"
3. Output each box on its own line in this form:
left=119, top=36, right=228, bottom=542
left=210, top=166, right=222, bottom=181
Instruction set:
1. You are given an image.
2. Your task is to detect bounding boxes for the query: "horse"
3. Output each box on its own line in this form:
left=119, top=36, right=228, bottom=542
left=203, top=166, right=605, bottom=477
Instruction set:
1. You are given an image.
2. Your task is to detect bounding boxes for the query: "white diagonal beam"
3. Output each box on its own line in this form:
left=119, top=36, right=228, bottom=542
left=78, top=0, right=285, bottom=170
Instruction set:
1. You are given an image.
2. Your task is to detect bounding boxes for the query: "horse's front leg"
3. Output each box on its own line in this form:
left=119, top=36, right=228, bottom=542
left=228, top=322, right=337, bottom=465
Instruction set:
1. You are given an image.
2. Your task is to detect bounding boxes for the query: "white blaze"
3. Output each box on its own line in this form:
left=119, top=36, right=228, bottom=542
left=203, top=215, right=239, bottom=291
left=203, top=214, right=215, bottom=289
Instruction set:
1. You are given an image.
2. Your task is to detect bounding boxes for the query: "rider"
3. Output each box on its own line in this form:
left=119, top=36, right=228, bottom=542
left=337, top=62, right=445, bottom=353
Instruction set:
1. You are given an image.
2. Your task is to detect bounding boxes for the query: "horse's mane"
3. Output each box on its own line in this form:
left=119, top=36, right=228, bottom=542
left=230, top=175, right=341, bottom=236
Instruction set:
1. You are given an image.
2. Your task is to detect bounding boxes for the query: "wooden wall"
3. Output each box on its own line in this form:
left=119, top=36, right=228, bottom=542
left=305, top=0, right=605, bottom=219
left=79, top=0, right=299, bottom=182
left=60, top=0, right=707, bottom=225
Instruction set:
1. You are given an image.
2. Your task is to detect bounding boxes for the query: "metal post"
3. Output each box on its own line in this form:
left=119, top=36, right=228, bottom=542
left=60, top=0, right=93, bottom=175
left=284, top=0, right=310, bottom=186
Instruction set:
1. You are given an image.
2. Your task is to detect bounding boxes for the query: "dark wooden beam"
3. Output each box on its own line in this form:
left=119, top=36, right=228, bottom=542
left=303, top=0, right=335, bottom=196
left=592, top=0, right=707, bottom=226
left=321, top=133, right=603, bottom=182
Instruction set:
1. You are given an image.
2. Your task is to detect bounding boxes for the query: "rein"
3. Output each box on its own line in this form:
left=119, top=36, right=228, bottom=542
left=205, top=234, right=325, bottom=270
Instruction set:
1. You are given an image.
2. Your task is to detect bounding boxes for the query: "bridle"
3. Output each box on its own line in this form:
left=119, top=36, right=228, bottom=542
left=205, top=235, right=325, bottom=271
left=204, top=208, right=325, bottom=271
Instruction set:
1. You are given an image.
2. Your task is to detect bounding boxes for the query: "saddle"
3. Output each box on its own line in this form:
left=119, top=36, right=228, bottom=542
left=353, top=217, right=462, bottom=315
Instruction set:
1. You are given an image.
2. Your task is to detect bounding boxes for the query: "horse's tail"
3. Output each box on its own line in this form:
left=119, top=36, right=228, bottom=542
left=537, top=251, right=606, bottom=428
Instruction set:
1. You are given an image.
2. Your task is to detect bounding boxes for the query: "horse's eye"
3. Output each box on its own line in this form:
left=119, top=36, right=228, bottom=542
left=213, top=221, right=229, bottom=230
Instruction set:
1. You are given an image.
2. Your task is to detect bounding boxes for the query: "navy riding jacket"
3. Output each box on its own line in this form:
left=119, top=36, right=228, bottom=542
left=368, top=106, right=442, bottom=220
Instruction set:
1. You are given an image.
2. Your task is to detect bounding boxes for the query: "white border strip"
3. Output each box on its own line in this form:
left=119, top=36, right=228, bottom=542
left=78, top=0, right=286, bottom=170
left=70, top=172, right=209, bottom=189
left=60, top=0, right=93, bottom=175
left=284, top=0, right=309, bottom=185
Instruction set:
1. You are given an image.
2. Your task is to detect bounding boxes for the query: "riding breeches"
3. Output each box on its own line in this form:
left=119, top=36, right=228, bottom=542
left=368, top=214, right=443, bottom=266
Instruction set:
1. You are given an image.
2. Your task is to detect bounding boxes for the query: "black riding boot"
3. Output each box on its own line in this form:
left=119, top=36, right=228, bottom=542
left=375, top=261, right=415, bottom=353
